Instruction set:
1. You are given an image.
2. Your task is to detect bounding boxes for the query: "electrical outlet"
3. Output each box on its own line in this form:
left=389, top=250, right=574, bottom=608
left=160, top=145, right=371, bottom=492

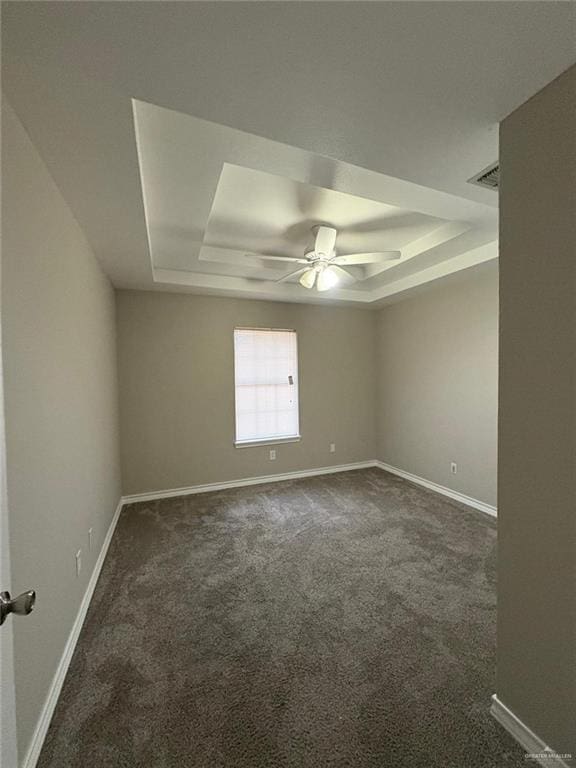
left=75, top=550, right=82, bottom=578
left=329, top=443, right=336, bottom=453
left=88, top=527, right=93, bottom=551
left=269, top=449, right=276, bottom=461
left=450, top=462, right=458, bottom=475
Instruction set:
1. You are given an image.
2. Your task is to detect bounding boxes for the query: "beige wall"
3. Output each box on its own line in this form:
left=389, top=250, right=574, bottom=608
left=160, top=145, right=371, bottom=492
left=116, top=291, right=377, bottom=494
left=2, top=102, right=122, bottom=761
left=375, top=262, right=499, bottom=507
left=497, top=66, right=575, bottom=755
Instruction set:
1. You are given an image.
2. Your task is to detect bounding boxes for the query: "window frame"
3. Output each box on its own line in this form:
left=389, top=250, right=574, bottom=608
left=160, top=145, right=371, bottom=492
left=233, top=327, right=301, bottom=448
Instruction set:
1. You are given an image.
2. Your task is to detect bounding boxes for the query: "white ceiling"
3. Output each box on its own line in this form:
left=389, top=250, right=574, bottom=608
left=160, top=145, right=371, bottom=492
left=3, top=2, right=575, bottom=306
left=135, top=99, right=497, bottom=303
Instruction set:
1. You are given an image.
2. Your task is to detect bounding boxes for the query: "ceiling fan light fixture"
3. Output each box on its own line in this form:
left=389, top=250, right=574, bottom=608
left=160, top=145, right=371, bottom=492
left=316, top=265, right=340, bottom=292
left=299, top=268, right=317, bottom=289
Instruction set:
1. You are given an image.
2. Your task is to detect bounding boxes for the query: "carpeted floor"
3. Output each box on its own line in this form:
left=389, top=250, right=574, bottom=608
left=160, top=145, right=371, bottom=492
left=38, top=468, right=526, bottom=768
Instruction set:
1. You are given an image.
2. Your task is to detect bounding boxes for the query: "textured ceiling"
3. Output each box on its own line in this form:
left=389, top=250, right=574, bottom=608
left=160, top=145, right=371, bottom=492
left=3, top=2, right=575, bottom=304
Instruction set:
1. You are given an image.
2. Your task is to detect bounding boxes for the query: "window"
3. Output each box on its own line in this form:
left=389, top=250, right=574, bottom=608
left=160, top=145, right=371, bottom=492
left=234, top=328, right=300, bottom=446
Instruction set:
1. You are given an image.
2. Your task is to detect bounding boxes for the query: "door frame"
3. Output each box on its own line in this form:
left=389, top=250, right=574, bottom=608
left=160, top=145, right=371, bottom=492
left=0, top=179, right=19, bottom=766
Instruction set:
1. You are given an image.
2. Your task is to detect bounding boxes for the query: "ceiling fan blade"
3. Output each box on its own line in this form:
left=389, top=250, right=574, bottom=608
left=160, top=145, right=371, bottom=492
left=313, top=225, right=337, bottom=257
left=200, top=246, right=303, bottom=268
left=251, top=253, right=308, bottom=263
left=276, top=267, right=309, bottom=284
left=203, top=245, right=307, bottom=264
left=332, top=251, right=401, bottom=266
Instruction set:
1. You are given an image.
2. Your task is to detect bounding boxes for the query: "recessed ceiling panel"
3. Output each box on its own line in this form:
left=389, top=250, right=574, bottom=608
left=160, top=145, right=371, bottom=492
left=202, top=164, right=446, bottom=272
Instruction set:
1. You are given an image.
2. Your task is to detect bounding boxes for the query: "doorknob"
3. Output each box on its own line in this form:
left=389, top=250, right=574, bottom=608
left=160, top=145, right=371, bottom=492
left=0, top=590, right=36, bottom=626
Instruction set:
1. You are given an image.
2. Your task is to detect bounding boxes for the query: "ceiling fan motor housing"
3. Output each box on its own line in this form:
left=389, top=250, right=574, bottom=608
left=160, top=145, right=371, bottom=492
left=304, top=247, right=322, bottom=262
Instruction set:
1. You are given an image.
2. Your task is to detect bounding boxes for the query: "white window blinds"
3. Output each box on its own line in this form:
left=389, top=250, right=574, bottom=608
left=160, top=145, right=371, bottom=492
left=234, top=328, right=300, bottom=445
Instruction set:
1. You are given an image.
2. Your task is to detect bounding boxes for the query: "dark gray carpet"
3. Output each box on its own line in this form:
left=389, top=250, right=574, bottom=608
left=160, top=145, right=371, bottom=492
left=38, top=468, right=525, bottom=767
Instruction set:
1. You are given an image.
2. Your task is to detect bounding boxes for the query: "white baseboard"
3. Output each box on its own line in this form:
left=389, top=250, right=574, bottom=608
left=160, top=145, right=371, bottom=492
left=22, top=498, right=124, bottom=768
left=375, top=460, right=497, bottom=517
left=491, top=695, right=573, bottom=767
left=121, top=460, right=378, bottom=504
left=121, top=461, right=497, bottom=519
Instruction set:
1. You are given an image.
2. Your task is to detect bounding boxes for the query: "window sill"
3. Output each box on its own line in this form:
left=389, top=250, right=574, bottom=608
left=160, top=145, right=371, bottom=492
left=234, top=436, right=301, bottom=449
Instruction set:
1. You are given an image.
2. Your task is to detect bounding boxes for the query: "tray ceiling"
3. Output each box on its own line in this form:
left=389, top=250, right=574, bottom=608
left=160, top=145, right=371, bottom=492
left=134, top=100, right=497, bottom=305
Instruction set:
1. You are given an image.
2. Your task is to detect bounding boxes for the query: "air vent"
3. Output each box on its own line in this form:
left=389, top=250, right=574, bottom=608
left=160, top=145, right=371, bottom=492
left=468, top=162, right=499, bottom=190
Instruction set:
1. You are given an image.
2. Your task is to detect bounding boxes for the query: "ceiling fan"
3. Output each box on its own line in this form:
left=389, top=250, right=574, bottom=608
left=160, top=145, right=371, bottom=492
left=271, top=225, right=401, bottom=291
